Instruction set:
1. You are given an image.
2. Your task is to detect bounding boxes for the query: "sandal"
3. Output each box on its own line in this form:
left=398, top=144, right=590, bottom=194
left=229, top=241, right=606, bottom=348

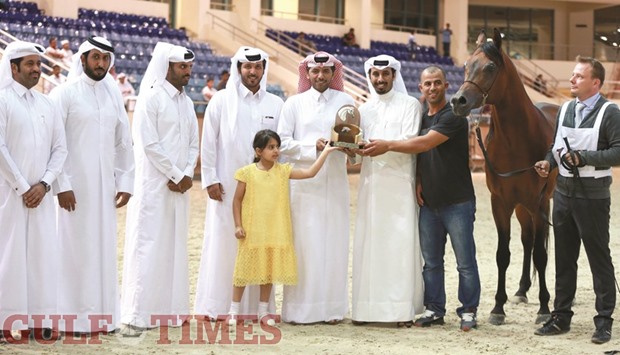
left=397, top=321, right=414, bottom=328
left=351, top=320, right=368, bottom=326
left=325, top=319, right=342, bottom=325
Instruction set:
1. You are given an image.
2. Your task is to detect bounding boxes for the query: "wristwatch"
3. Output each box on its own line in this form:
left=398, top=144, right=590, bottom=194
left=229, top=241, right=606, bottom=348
left=40, top=181, right=50, bottom=193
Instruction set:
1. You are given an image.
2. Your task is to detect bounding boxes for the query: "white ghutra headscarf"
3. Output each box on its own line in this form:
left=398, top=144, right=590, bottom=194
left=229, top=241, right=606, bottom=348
left=225, top=46, right=270, bottom=137
left=139, top=42, right=195, bottom=97
left=363, top=54, right=407, bottom=96
left=0, top=40, right=45, bottom=90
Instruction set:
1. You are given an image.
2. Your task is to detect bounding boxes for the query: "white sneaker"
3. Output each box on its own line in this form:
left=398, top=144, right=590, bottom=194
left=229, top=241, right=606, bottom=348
left=460, top=312, right=477, bottom=331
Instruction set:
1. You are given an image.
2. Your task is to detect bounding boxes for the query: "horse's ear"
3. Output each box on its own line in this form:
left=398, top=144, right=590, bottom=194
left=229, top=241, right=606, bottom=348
left=476, top=29, right=486, bottom=47
left=493, top=28, right=502, bottom=51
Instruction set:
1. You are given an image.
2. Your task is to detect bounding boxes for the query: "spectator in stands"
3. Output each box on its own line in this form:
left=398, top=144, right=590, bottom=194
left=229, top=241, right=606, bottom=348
left=441, top=23, right=453, bottom=57
left=116, top=73, right=136, bottom=109
left=121, top=42, right=198, bottom=334
left=408, top=31, right=418, bottom=53
left=215, top=70, right=229, bottom=91
left=296, top=32, right=317, bottom=55
left=201, top=77, right=217, bottom=104
left=109, top=65, right=118, bottom=80
left=534, top=74, right=547, bottom=95
left=343, top=28, right=360, bottom=48
left=45, top=37, right=64, bottom=61
left=60, top=40, right=74, bottom=67
left=195, top=46, right=284, bottom=322
left=43, top=64, right=66, bottom=94
left=277, top=52, right=354, bottom=324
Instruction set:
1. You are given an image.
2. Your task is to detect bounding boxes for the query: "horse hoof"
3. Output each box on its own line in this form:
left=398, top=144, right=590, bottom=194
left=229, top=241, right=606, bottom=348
left=488, top=314, right=505, bottom=325
left=509, top=295, right=528, bottom=304
left=535, top=314, right=551, bottom=324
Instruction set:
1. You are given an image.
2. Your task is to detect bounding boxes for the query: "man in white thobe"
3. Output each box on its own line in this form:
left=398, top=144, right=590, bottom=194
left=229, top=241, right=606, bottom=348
left=43, top=64, right=65, bottom=94
left=60, top=39, right=74, bottom=67
left=0, top=41, right=66, bottom=342
left=277, top=52, right=354, bottom=324
left=116, top=73, right=135, bottom=109
left=195, top=47, right=283, bottom=319
left=121, top=42, right=199, bottom=332
left=50, top=36, right=134, bottom=335
left=352, top=55, right=424, bottom=326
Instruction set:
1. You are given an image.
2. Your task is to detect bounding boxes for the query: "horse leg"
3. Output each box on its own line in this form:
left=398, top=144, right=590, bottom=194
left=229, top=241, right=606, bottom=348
left=532, top=200, right=551, bottom=324
left=489, top=195, right=514, bottom=326
left=512, top=205, right=534, bottom=305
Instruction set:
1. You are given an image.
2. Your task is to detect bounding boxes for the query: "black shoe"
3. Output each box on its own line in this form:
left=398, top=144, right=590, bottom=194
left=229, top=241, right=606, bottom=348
left=592, top=327, right=612, bottom=344
left=414, top=310, right=445, bottom=327
left=534, top=316, right=570, bottom=336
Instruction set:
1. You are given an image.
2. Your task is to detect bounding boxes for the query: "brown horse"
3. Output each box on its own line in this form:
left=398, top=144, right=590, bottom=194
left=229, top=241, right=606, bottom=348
left=451, top=29, right=559, bottom=325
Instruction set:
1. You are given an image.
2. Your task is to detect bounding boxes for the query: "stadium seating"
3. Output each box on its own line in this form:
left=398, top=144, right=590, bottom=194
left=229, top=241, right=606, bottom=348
left=265, top=29, right=464, bottom=96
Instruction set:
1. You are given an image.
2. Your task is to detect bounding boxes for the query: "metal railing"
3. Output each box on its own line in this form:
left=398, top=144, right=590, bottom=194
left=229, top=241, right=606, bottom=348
left=210, top=2, right=235, bottom=12
left=260, top=8, right=346, bottom=25
left=370, top=22, right=433, bottom=35
left=204, top=12, right=368, bottom=101
left=0, top=28, right=71, bottom=91
left=251, top=17, right=369, bottom=101
left=512, top=58, right=568, bottom=102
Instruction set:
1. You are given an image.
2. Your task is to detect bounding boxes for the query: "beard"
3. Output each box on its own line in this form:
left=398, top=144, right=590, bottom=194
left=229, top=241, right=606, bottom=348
left=83, top=64, right=107, bottom=81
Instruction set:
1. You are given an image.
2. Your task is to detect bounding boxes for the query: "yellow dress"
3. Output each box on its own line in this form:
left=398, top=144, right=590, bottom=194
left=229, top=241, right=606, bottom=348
left=232, top=162, right=298, bottom=286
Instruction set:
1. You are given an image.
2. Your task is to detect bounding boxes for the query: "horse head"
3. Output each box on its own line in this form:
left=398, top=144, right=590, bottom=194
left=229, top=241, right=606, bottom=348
left=451, top=28, right=505, bottom=117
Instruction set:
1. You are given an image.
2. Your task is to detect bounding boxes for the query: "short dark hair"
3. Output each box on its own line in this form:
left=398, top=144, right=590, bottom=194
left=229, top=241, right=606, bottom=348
left=420, top=65, right=447, bottom=82
left=576, top=55, right=605, bottom=87
left=10, top=57, right=24, bottom=68
left=252, top=129, right=281, bottom=163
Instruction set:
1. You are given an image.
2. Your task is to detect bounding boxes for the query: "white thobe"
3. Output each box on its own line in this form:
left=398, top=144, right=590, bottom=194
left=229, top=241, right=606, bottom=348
left=277, top=88, right=354, bottom=323
left=195, top=86, right=284, bottom=319
left=121, top=82, right=199, bottom=328
left=61, top=48, right=74, bottom=67
left=352, top=90, right=424, bottom=322
left=50, top=73, right=134, bottom=333
left=43, top=74, right=65, bottom=95
left=0, top=82, right=67, bottom=330
left=117, top=80, right=136, bottom=107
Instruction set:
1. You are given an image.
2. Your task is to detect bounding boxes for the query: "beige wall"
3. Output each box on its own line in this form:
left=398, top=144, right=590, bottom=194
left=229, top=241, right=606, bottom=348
left=35, top=0, right=168, bottom=19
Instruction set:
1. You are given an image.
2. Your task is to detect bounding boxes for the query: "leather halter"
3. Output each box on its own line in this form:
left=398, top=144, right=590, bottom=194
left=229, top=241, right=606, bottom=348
left=462, top=56, right=500, bottom=107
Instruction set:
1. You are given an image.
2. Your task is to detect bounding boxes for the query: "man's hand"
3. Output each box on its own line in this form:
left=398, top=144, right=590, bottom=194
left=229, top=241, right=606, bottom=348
left=58, top=191, right=77, bottom=211
left=207, top=183, right=224, bottom=201
left=23, top=183, right=46, bottom=209
left=115, top=192, right=131, bottom=208
left=415, top=181, right=425, bottom=207
left=362, top=139, right=389, bottom=157
left=316, top=138, right=328, bottom=152
left=167, top=180, right=181, bottom=192
left=534, top=160, right=550, bottom=178
left=178, top=176, right=193, bottom=193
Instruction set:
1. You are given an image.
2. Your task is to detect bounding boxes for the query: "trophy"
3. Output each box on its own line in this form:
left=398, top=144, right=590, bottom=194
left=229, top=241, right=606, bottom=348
left=330, top=104, right=363, bottom=149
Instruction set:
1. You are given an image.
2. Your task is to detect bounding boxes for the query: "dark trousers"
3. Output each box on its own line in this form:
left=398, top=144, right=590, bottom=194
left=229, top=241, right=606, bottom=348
left=552, top=190, right=615, bottom=328
left=443, top=42, right=450, bottom=57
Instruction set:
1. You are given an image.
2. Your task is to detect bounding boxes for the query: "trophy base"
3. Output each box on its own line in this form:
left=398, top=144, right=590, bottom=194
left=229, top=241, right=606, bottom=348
left=330, top=141, right=363, bottom=149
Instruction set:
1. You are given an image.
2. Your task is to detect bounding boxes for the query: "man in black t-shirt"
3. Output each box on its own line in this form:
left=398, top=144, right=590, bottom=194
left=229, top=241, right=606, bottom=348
left=362, top=66, right=480, bottom=332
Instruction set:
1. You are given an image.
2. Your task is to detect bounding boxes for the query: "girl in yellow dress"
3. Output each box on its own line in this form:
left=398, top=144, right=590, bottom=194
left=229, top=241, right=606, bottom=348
left=229, top=129, right=340, bottom=325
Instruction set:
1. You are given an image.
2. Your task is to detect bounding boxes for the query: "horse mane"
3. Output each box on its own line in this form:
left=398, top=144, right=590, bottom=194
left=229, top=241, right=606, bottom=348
left=480, top=41, right=504, bottom=68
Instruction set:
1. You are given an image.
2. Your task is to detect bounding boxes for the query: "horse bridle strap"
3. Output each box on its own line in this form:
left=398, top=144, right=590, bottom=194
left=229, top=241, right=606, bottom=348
left=474, top=126, right=552, bottom=226
left=464, top=80, right=489, bottom=106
